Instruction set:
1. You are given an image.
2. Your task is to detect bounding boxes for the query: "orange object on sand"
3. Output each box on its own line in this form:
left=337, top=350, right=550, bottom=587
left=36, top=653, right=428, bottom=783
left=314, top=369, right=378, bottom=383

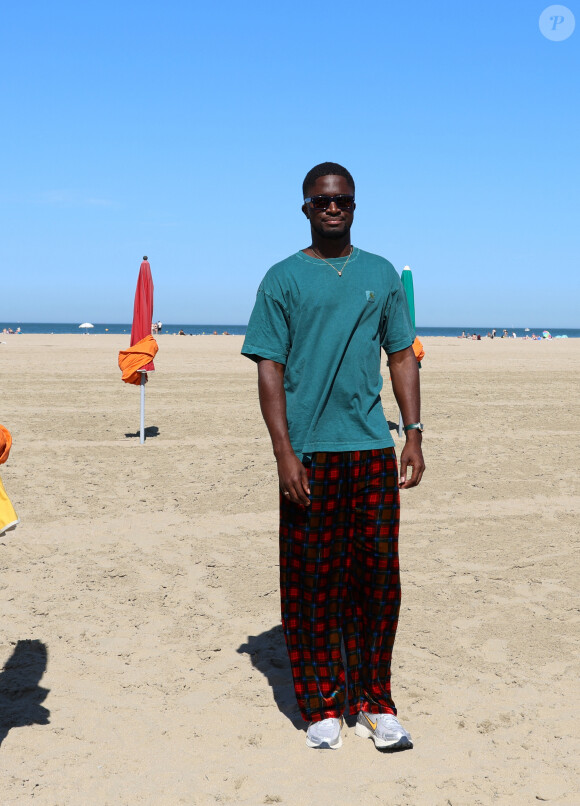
left=0, top=424, right=12, bottom=465
left=0, top=425, right=19, bottom=534
left=118, top=335, right=159, bottom=385
left=412, top=337, right=425, bottom=363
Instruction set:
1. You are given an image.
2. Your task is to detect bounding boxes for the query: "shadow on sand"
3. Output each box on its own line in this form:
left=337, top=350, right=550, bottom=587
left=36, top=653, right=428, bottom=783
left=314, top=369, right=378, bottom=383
left=124, top=426, right=160, bottom=439
left=237, top=625, right=305, bottom=730
left=0, top=640, right=50, bottom=748
left=238, top=628, right=362, bottom=730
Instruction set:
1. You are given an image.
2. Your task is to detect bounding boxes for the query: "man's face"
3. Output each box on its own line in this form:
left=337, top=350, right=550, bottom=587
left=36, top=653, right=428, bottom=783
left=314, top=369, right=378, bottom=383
left=302, top=174, right=356, bottom=240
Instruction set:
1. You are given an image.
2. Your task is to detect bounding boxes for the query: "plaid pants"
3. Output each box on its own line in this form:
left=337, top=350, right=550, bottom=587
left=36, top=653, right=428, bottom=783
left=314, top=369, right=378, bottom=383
left=280, top=448, right=401, bottom=723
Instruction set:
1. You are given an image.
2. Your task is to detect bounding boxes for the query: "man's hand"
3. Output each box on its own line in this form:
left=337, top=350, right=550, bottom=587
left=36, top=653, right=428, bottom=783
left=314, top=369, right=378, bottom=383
left=256, top=359, right=311, bottom=506
left=388, top=345, right=426, bottom=488
left=276, top=450, right=311, bottom=507
left=399, top=431, right=425, bottom=488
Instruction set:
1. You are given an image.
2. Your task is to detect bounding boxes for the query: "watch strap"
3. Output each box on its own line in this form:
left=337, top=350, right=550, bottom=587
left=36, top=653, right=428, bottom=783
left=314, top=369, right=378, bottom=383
left=403, top=422, right=424, bottom=433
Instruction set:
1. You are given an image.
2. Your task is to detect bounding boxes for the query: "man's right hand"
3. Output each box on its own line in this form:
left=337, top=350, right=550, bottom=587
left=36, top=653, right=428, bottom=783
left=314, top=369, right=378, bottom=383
left=276, top=450, right=311, bottom=507
left=256, top=359, right=310, bottom=506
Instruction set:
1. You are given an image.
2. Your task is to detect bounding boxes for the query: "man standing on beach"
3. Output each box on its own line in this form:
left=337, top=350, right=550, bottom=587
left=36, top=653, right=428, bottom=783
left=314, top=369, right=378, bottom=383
left=242, top=162, right=424, bottom=751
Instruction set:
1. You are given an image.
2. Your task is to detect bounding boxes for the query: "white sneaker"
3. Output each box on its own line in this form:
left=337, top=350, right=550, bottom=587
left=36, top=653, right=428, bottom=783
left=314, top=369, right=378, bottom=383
left=305, top=717, right=343, bottom=749
left=355, top=711, right=413, bottom=752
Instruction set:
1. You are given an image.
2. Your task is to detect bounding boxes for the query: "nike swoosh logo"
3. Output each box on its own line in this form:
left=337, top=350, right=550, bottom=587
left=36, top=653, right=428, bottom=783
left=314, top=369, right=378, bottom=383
left=364, top=713, right=377, bottom=730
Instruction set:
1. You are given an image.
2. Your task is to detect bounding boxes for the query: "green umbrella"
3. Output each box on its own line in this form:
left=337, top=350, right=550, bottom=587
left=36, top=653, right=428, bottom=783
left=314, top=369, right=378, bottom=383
left=398, top=265, right=419, bottom=437
left=401, top=265, right=419, bottom=368
left=400, top=265, right=415, bottom=329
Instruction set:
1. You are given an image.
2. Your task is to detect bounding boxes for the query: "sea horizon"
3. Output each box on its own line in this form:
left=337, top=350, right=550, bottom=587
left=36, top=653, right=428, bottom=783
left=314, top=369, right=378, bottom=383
left=1, top=322, right=578, bottom=338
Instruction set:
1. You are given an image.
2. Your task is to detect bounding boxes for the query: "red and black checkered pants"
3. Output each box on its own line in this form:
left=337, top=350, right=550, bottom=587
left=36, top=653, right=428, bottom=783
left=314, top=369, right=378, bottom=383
left=280, top=448, right=401, bottom=723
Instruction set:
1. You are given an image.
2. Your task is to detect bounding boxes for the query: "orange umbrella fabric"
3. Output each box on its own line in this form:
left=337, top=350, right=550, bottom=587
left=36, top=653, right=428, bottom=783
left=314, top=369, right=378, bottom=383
left=0, top=425, right=19, bottom=534
left=412, top=336, right=425, bottom=363
left=118, top=335, right=159, bottom=385
left=0, top=424, right=12, bottom=464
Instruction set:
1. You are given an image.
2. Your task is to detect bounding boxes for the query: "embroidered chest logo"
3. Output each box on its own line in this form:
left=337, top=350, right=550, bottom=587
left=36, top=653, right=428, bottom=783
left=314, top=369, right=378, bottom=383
left=366, top=290, right=376, bottom=303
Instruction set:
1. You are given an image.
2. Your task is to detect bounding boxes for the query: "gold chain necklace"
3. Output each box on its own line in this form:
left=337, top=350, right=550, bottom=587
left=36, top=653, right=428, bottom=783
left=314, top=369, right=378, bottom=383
left=311, top=245, right=354, bottom=277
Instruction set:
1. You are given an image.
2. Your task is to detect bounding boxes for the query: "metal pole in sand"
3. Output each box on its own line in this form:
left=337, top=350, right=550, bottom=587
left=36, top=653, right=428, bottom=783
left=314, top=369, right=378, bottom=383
left=139, top=370, right=146, bottom=443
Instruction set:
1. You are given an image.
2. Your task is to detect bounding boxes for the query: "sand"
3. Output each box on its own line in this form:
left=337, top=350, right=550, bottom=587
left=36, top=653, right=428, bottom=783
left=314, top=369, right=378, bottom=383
left=0, top=334, right=578, bottom=805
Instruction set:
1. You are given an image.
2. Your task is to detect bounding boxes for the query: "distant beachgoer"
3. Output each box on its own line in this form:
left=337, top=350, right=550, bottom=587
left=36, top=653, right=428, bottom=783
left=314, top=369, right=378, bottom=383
left=492, top=329, right=496, bottom=339
left=178, top=330, right=185, bottom=335
left=460, top=331, right=465, bottom=339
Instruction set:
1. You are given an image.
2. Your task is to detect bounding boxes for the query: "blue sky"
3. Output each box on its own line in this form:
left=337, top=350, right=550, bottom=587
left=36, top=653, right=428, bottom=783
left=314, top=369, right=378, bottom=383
left=1, top=1, right=578, bottom=326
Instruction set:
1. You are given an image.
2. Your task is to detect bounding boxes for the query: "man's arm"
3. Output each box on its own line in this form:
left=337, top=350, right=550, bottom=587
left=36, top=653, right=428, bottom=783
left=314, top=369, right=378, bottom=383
left=388, top=345, right=426, bottom=488
left=256, top=359, right=311, bottom=506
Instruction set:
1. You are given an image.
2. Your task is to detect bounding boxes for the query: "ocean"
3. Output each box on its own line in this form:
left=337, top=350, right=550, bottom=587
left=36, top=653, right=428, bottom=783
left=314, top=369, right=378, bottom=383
left=1, top=323, right=578, bottom=338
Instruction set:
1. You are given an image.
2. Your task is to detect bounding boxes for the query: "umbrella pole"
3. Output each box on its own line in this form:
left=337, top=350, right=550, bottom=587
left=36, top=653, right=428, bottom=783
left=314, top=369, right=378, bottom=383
left=398, top=410, right=404, bottom=439
left=140, top=372, right=146, bottom=444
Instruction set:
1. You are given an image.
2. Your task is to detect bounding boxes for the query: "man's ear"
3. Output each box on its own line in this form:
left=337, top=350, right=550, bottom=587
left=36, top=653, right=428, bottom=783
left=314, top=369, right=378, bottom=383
left=302, top=203, right=310, bottom=219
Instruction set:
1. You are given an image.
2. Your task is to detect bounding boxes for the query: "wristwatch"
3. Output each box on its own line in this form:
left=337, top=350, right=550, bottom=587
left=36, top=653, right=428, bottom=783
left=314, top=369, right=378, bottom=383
left=403, top=422, right=424, bottom=433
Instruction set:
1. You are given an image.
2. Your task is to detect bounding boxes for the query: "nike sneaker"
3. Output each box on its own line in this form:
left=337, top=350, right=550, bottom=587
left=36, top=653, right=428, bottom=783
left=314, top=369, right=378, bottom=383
left=305, top=717, right=343, bottom=749
left=355, top=711, right=413, bottom=752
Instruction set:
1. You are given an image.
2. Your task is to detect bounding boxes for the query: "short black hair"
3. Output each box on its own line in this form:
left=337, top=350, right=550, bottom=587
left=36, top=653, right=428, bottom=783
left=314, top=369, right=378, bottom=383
left=302, top=162, right=355, bottom=198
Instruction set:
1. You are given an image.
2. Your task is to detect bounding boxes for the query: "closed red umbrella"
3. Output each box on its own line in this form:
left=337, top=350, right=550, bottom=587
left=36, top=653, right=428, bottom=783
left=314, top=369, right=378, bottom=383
left=130, top=257, right=155, bottom=372
left=119, top=256, right=158, bottom=443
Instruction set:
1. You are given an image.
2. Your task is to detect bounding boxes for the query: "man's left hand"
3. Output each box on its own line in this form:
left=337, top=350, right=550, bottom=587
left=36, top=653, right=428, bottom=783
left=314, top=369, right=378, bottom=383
left=399, top=433, right=425, bottom=488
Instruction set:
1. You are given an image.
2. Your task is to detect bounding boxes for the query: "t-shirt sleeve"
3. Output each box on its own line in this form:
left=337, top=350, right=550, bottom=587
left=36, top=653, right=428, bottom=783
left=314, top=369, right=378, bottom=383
left=241, top=287, right=290, bottom=364
left=380, top=276, right=415, bottom=354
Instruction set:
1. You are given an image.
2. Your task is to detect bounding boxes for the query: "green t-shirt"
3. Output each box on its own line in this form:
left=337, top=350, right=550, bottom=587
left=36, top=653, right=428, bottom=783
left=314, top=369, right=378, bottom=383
left=241, top=247, right=414, bottom=460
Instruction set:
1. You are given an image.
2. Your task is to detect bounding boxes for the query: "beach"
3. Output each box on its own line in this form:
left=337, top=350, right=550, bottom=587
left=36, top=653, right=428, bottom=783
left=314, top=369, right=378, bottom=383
left=0, top=334, right=578, bottom=805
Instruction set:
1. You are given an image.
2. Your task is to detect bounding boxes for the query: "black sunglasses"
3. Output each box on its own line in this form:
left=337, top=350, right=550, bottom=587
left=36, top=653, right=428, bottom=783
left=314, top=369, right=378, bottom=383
left=304, top=194, right=355, bottom=211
